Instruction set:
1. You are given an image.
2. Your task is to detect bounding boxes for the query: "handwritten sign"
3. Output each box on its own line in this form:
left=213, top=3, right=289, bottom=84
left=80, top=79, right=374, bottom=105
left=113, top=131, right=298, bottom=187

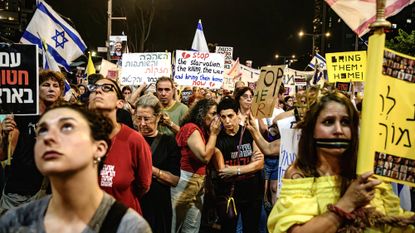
left=174, top=50, right=224, bottom=89
left=0, top=44, right=38, bottom=115
left=240, top=63, right=260, bottom=84
left=326, top=51, right=366, bottom=82
left=215, top=46, right=233, bottom=70
left=251, top=65, right=283, bottom=119
left=358, top=44, right=415, bottom=187
left=277, top=120, right=301, bottom=197
left=283, top=68, right=314, bottom=95
left=121, top=52, right=171, bottom=86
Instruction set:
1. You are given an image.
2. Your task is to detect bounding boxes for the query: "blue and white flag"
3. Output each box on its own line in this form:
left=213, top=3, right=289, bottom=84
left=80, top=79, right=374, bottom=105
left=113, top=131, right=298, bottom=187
left=21, top=0, right=87, bottom=70
left=191, top=19, right=209, bottom=52
left=391, top=183, right=412, bottom=211
left=308, top=53, right=326, bottom=70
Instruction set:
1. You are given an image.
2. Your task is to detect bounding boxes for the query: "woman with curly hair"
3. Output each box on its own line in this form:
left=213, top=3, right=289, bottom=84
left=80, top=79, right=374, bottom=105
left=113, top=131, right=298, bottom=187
left=171, top=99, right=222, bottom=233
left=267, top=91, right=415, bottom=233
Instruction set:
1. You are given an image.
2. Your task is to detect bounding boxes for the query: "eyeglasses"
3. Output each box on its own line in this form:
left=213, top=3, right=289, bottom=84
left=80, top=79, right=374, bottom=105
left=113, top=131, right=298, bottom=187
left=89, top=84, right=115, bottom=93
left=241, top=94, right=253, bottom=100
left=136, top=116, right=155, bottom=123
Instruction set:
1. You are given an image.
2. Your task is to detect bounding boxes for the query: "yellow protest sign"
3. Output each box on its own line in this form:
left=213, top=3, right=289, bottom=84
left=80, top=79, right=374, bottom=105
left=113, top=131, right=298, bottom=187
left=358, top=31, right=415, bottom=187
left=326, top=51, right=366, bottom=83
left=251, top=66, right=283, bottom=119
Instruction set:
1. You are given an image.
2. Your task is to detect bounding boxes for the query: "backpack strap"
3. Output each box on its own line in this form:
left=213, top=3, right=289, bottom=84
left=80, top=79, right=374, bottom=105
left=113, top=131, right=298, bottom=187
left=99, top=201, right=128, bottom=233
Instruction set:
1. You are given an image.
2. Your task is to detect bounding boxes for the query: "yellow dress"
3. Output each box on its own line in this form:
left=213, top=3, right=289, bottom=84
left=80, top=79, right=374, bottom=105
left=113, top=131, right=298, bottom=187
left=267, top=176, right=414, bottom=233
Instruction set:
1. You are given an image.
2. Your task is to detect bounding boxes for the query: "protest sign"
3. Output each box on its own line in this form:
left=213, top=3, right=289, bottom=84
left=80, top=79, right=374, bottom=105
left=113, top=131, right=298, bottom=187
left=326, top=51, right=366, bottom=83
left=358, top=32, right=415, bottom=187
left=251, top=65, right=283, bottom=119
left=174, top=50, right=224, bottom=89
left=283, top=68, right=314, bottom=95
left=180, top=89, right=193, bottom=105
left=240, top=63, right=260, bottom=84
left=215, top=46, right=233, bottom=70
left=109, top=35, right=127, bottom=61
left=276, top=115, right=300, bottom=197
left=121, top=52, right=171, bottom=86
left=0, top=44, right=38, bottom=115
left=100, top=59, right=118, bottom=79
left=335, top=82, right=351, bottom=92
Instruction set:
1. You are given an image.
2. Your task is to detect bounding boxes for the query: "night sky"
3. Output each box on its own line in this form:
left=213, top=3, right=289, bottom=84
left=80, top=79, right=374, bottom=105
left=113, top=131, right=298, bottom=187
left=49, top=1, right=314, bottom=69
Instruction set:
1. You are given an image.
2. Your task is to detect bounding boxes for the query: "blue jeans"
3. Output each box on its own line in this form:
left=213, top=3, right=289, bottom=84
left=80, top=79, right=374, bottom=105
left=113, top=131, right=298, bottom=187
left=171, top=170, right=205, bottom=233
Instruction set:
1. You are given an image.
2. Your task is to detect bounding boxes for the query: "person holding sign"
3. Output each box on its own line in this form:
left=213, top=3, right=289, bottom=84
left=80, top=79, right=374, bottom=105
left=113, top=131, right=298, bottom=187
left=267, top=91, right=415, bottom=233
left=0, top=103, right=152, bottom=232
left=0, top=70, right=65, bottom=214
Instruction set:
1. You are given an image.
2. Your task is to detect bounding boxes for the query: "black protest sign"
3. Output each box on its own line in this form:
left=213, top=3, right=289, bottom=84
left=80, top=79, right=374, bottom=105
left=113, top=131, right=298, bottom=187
left=0, top=44, right=38, bottom=115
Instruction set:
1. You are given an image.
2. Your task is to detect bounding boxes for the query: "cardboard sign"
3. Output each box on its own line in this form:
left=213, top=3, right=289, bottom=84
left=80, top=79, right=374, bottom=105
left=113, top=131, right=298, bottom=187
left=358, top=35, right=415, bottom=187
left=215, top=46, right=233, bottom=70
left=251, top=66, right=283, bottom=118
left=121, top=52, right=171, bottom=86
left=174, top=50, right=224, bottom=89
left=326, top=51, right=367, bottom=82
left=0, top=44, right=38, bottom=115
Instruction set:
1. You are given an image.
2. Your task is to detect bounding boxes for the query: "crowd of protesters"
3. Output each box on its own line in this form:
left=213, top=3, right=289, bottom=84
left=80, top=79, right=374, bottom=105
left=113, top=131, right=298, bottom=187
left=0, top=69, right=414, bottom=233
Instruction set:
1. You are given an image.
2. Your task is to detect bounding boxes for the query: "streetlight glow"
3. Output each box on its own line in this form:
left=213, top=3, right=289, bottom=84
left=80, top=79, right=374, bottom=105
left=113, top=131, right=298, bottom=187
left=298, top=31, right=304, bottom=37
left=325, top=32, right=331, bottom=37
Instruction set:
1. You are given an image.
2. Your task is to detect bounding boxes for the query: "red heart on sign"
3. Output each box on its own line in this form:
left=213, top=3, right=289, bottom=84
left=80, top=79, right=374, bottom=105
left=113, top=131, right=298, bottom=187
left=181, top=52, right=191, bottom=59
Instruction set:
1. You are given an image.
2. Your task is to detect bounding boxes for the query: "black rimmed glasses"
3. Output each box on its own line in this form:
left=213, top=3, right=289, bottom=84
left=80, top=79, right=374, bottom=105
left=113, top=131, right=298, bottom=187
left=89, top=84, right=116, bottom=93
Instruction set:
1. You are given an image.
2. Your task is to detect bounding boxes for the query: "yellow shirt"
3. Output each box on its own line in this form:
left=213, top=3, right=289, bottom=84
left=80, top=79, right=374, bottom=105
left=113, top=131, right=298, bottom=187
left=267, top=176, right=414, bottom=233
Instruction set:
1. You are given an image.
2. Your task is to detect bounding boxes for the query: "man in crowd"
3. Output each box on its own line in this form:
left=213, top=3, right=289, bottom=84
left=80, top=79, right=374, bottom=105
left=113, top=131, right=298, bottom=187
left=155, top=77, right=188, bottom=135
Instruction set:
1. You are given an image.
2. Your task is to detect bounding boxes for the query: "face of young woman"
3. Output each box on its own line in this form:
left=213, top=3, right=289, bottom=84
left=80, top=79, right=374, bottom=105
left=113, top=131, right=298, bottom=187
left=313, top=101, right=352, bottom=157
left=35, top=108, right=104, bottom=176
left=88, top=79, right=122, bottom=111
left=135, top=106, right=160, bottom=137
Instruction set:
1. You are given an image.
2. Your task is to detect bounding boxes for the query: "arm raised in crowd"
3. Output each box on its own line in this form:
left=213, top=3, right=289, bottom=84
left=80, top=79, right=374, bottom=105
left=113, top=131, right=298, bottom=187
left=246, top=113, right=280, bottom=156
left=129, top=83, right=147, bottom=106
left=0, top=116, right=19, bottom=161
left=187, top=117, right=221, bottom=164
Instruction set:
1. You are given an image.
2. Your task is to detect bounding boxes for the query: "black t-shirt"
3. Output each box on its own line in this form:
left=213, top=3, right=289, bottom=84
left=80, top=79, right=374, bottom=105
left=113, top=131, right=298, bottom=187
left=214, top=127, right=264, bottom=202
left=141, top=134, right=181, bottom=232
left=5, top=115, right=43, bottom=196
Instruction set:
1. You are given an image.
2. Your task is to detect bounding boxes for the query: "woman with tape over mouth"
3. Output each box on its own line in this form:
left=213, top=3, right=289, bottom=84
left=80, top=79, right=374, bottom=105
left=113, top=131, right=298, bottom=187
left=267, top=91, right=415, bottom=233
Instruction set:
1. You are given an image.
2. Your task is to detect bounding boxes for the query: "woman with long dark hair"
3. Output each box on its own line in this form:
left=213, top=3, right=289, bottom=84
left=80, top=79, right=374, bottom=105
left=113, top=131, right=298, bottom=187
left=171, top=99, right=221, bottom=233
left=268, top=91, right=414, bottom=233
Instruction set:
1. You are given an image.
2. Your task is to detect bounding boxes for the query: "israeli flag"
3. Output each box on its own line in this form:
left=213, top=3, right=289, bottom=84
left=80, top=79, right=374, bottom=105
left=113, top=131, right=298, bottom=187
left=21, top=0, right=87, bottom=70
left=191, top=19, right=209, bottom=52
left=308, top=53, right=326, bottom=70
left=391, top=183, right=412, bottom=211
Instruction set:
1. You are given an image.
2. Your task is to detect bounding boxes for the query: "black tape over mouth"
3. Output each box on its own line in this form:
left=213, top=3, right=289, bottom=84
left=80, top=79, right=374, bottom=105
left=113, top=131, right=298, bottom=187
left=314, top=138, right=351, bottom=149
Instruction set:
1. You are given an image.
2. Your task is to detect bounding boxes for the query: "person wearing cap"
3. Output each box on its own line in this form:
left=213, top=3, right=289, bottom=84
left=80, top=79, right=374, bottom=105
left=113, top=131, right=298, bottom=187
left=88, top=75, right=152, bottom=215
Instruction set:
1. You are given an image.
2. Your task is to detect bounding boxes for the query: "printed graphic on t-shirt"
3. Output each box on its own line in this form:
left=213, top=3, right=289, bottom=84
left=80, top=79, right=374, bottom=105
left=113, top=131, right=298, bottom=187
left=100, top=164, right=116, bottom=187
left=227, top=143, right=253, bottom=166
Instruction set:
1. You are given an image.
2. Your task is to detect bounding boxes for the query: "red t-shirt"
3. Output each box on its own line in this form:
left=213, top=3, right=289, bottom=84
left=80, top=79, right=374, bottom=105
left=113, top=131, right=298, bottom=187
left=99, top=124, right=152, bottom=215
left=176, top=123, right=207, bottom=175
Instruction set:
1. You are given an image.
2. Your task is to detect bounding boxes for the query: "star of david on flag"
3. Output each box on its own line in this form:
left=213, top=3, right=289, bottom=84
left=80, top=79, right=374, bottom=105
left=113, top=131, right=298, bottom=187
left=21, top=0, right=86, bottom=70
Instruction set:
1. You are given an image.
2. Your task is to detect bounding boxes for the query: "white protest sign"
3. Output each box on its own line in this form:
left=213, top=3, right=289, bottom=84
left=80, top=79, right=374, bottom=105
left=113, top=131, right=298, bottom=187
left=120, top=52, right=171, bottom=86
left=215, top=46, right=233, bottom=69
left=174, top=50, right=224, bottom=89
left=240, top=63, right=260, bottom=84
left=283, top=68, right=314, bottom=95
left=100, top=59, right=118, bottom=78
left=276, top=115, right=300, bottom=197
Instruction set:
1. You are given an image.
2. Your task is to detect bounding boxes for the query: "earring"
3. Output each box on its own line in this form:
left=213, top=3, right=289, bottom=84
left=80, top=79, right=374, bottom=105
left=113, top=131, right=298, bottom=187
left=93, top=156, right=101, bottom=164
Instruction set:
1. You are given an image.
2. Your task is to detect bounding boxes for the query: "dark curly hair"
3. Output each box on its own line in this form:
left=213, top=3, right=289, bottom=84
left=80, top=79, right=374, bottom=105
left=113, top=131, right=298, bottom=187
left=234, top=87, right=254, bottom=109
left=180, top=98, right=217, bottom=133
left=40, top=103, right=113, bottom=172
left=294, top=91, right=359, bottom=196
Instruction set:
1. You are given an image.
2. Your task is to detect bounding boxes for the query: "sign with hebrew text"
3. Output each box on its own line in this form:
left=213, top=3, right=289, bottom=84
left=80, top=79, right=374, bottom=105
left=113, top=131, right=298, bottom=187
left=0, top=44, right=38, bottom=115
left=358, top=34, right=415, bottom=187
